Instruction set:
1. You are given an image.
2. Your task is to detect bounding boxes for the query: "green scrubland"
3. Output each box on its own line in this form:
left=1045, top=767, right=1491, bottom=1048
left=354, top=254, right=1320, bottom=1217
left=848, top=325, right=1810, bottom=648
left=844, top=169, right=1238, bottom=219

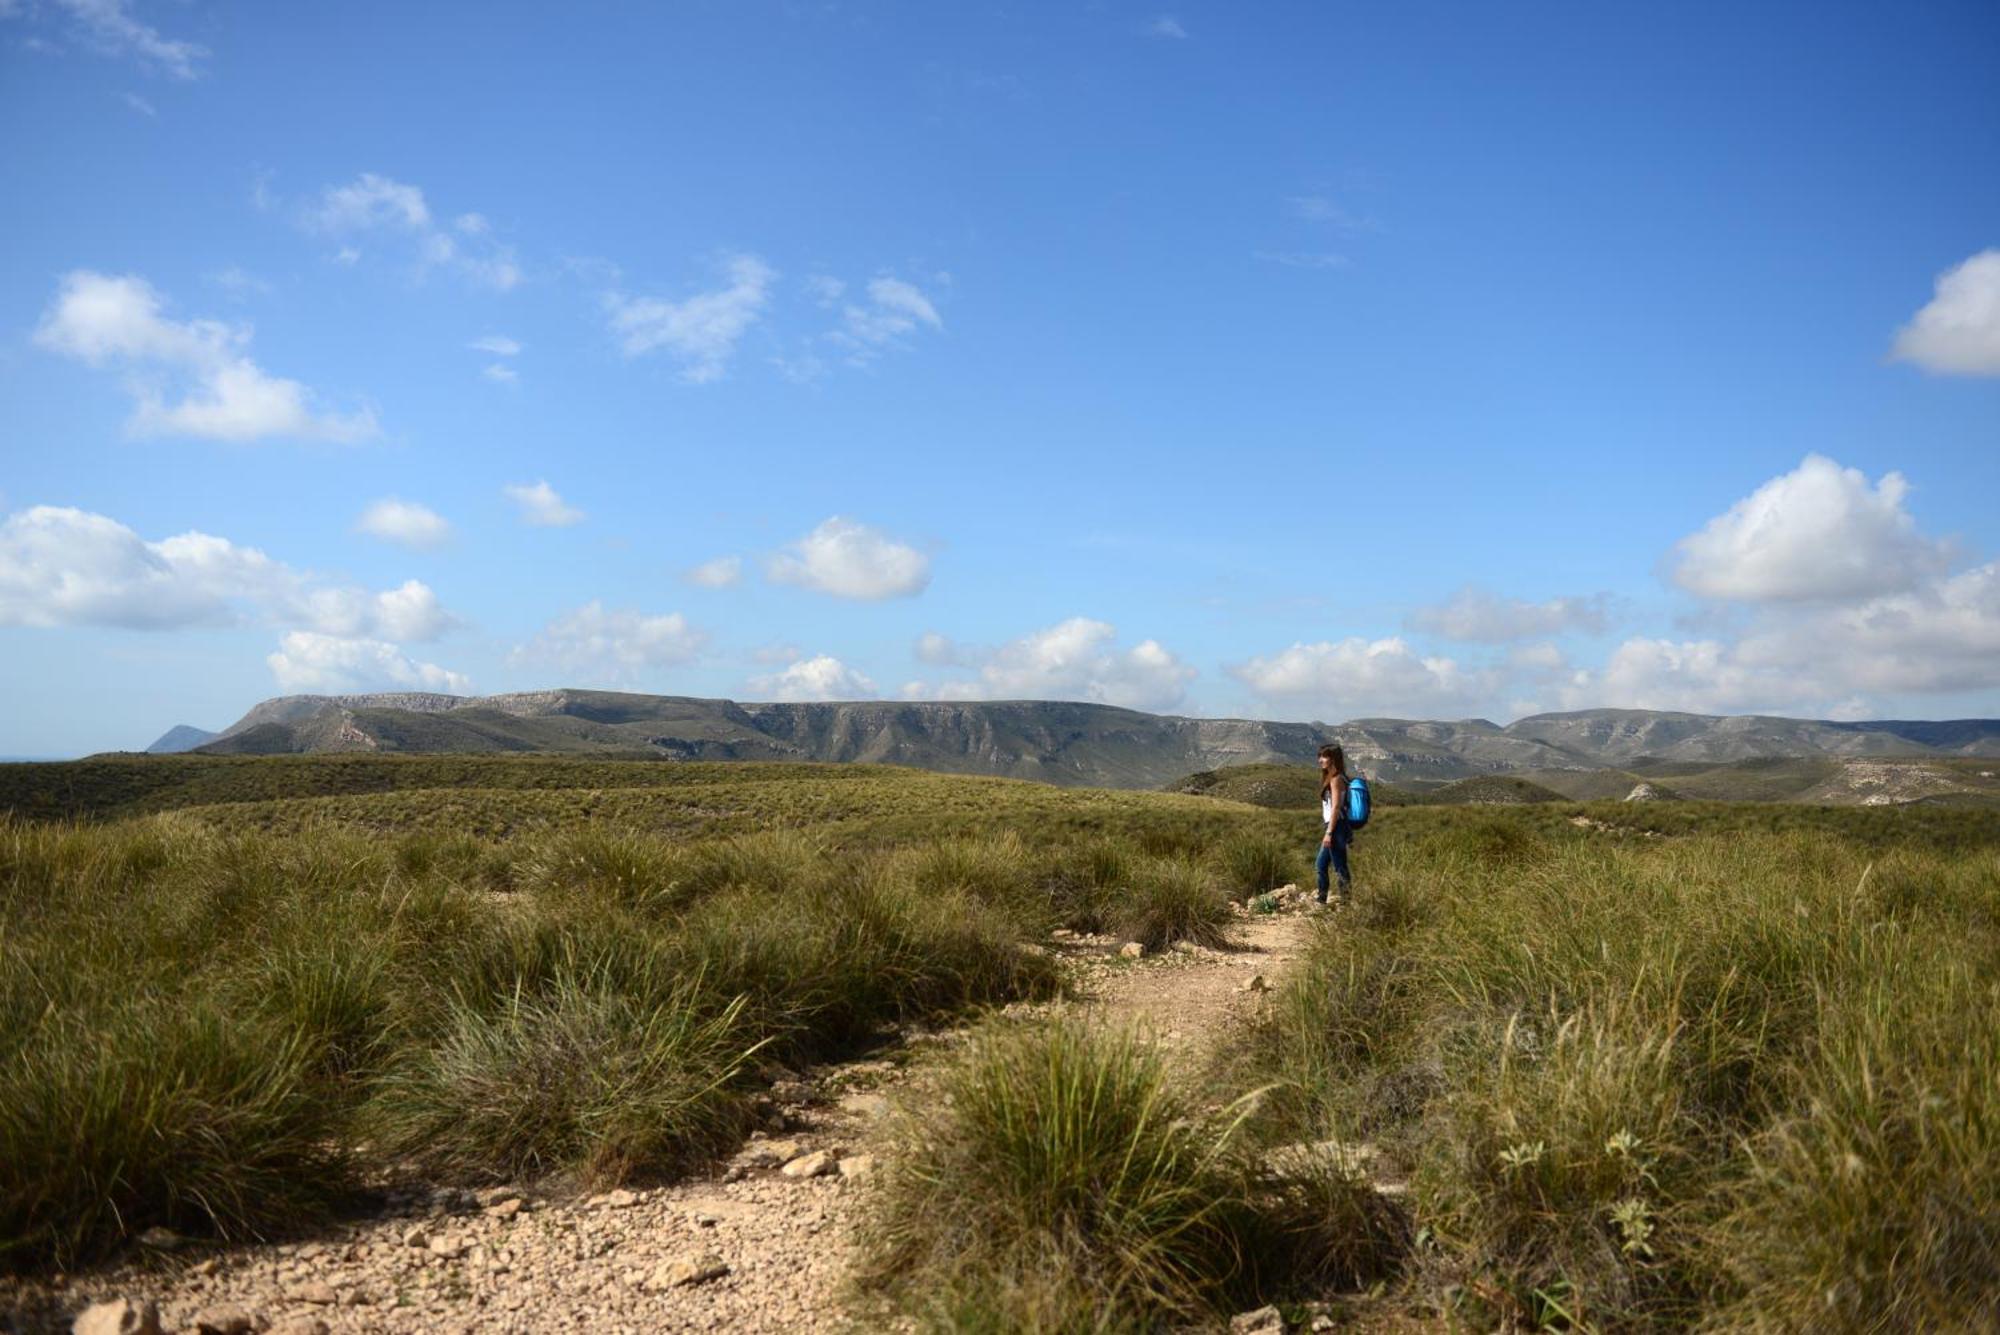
left=2, top=755, right=1996, bottom=1333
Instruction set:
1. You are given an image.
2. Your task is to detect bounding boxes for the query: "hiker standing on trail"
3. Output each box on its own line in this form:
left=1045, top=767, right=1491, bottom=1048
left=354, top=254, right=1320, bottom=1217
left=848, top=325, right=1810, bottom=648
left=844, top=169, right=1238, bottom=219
left=1316, top=743, right=1353, bottom=907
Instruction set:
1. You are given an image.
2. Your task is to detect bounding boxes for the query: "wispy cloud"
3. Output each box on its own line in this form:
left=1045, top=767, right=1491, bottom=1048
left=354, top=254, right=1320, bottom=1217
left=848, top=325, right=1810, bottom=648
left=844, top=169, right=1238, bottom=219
left=825, top=274, right=946, bottom=364
left=604, top=254, right=774, bottom=383
left=120, top=90, right=154, bottom=116
left=684, top=555, right=743, bottom=589
left=470, top=334, right=522, bottom=357
left=1287, top=195, right=1377, bottom=230
left=512, top=602, right=708, bottom=683
left=1146, top=15, right=1189, bottom=39
left=34, top=270, right=377, bottom=443
left=302, top=173, right=522, bottom=290
left=24, top=0, right=208, bottom=79
left=1255, top=250, right=1349, bottom=271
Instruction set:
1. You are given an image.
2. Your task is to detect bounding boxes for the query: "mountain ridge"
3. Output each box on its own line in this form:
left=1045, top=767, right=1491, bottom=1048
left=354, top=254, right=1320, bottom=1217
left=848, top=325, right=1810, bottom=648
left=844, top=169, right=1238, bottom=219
left=174, top=690, right=2000, bottom=791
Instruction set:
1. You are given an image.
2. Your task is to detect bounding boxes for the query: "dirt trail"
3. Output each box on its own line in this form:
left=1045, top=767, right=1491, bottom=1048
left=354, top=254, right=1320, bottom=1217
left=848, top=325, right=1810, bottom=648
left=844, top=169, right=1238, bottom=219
left=10, top=912, right=1320, bottom=1335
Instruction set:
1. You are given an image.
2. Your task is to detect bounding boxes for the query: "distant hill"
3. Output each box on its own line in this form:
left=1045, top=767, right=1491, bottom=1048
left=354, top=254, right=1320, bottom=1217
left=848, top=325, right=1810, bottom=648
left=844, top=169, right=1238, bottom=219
left=163, top=689, right=2000, bottom=795
left=145, top=725, right=217, bottom=754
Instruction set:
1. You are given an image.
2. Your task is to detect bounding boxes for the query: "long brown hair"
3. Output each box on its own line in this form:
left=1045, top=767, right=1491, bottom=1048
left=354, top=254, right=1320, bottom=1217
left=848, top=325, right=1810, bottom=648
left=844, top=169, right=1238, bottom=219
left=1317, top=743, right=1346, bottom=797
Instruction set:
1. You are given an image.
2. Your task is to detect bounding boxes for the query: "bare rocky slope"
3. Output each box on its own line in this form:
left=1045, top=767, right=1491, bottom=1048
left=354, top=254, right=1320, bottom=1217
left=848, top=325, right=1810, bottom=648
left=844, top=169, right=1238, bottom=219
left=178, top=691, right=2000, bottom=792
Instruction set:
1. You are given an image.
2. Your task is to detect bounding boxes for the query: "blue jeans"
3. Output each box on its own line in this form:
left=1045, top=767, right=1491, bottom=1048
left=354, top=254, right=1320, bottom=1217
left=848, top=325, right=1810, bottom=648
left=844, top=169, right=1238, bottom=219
left=1316, top=823, right=1351, bottom=902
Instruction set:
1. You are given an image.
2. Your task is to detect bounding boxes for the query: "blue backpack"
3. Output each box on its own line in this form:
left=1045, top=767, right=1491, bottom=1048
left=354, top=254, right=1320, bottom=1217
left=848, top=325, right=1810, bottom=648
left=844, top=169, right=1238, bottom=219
left=1345, top=775, right=1372, bottom=829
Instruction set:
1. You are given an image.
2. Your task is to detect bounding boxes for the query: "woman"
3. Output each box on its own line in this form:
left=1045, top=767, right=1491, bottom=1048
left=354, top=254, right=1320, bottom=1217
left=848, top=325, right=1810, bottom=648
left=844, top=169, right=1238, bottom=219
left=1316, top=743, right=1353, bottom=907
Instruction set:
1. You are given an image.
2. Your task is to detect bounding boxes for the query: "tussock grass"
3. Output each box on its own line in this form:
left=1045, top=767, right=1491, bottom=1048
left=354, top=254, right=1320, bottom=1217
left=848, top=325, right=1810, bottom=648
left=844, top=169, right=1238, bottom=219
left=1116, top=856, right=1231, bottom=952
left=0, top=806, right=1083, bottom=1270
left=861, top=1019, right=1403, bottom=1329
left=372, top=971, right=761, bottom=1186
left=1250, top=823, right=2000, bottom=1329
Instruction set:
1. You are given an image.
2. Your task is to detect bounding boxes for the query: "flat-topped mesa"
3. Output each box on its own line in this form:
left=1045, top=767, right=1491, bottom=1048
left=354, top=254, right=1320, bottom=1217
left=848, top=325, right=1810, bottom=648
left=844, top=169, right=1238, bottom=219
left=185, top=691, right=2000, bottom=790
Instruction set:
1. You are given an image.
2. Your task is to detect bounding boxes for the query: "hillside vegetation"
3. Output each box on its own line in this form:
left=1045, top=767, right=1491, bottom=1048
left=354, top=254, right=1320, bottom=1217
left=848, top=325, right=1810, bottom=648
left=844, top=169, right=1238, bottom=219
left=3, top=755, right=1998, bottom=1329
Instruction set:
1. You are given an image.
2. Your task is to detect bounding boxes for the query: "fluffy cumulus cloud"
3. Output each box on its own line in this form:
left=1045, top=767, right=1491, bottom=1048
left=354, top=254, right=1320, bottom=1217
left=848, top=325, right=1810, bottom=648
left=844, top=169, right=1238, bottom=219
left=355, top=498, right=451, bottom=550
left=0, top=505, right=455, bottom=640
left=1556, top=638, right=1802, bottom=715
left=512, top=601, right=707, bottom=681
left=267, top=631, right=470, bottom=694
left=34, top=271, right=376, bottom=442
left=1409, top=587, right=1610, bottom=642
left=683, top=556, right=742, bottom=589
left=1230, top=637, right=1495, bottom=719
left=908, top=617, right=1197, bottom=713
left=1890, top=249, right=2000, bottom=377
left=605, top=254, right=774, bottom=383
left=751, top=654, right=877, bottom=702
left=1671, top=454, right=1949, bottom=603
left=1735, top=561, right=2000, bottom=697
left=768, top=517, right=930, bottom=601
left=305, top=173, right=520, bottom=290
left=504, top=480, right=583, bottom=527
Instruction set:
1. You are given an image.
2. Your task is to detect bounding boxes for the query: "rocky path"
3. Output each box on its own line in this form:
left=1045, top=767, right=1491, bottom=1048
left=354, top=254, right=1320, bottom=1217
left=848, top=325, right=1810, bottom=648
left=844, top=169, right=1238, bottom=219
left=14, top=907, right=1321, bottom=1335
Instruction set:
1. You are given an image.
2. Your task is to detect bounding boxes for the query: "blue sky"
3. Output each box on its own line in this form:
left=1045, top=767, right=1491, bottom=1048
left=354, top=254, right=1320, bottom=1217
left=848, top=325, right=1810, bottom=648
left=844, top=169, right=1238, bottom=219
left=2, top=0, right=1997, bottom=756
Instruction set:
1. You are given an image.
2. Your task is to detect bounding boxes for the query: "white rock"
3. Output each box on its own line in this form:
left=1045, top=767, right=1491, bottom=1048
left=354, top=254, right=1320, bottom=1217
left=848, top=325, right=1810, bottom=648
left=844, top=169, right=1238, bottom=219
left=72, top=1300, right=161, bottom=1335
left=285, top=1282, right=337, bottom=1306
left=1231, top=1305, right=1285, bottom=1333
left=837, top=1153, right=876, bottom=1180
left=736, top=1139, right=803, bottom=1169
left=646, top=1254, right=729, bottom=1290
left=1119, top=941, right=1145, bottom=959
left=780, top=1149, right=838, bottom=1178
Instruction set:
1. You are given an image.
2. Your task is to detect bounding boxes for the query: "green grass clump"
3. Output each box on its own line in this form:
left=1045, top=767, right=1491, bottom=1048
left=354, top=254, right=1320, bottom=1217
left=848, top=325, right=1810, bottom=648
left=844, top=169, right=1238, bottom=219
left=1116, top=857, right=1231, bottom=952
left=1216, top=832, right=1301, bottom=899
left=1248, top=819, right=2000, bottom=1329
left=863, top=1019, right=1404, bottom=1329
left=372, top=971, right=761, bottom=1186
left=0, top=1001, right=345, bottom=1269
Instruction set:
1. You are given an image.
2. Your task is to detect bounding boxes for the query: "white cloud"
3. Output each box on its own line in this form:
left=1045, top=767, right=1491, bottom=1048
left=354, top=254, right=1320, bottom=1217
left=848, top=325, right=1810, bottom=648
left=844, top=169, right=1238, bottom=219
left=911, top=617, right=1197, bottom=712
left=605, top=254, right=774, bottom=383
left=767, top=517, right=930, bottom=600
left=121, top=91, right=154, bottom=116
left=512, top=601, right=707, bottom=681
left=470, top=334, right=521, bottom=357
left=1230, top=636, right=1495, bottom=719
left=267, top=631, right=470, bottom=695
left=1147, top=15, right=1188, bottom=38
left=0, top=505, right=454, bottom=640
left=1409, top=587, right=1611, bottom=642
left=684, top=555, right=742, bottom=589
left=1889, top=249, right=2000, bottom=376
left=751, top=654, right=877, bottom=702
left=805, top=275, right=846, bottom=305
left=1557, top=638, right=1809, bottom=716
left=355, top=498, right=451, bottom=550
left=304, top=173, right=521, bottom=291
left=504, top=480, right=583, bottom=527
left=49, top=0, right=205, bottom=78
left=482, top=363, right=517, bottom=384
left=206, top=266, right=272, bottom=300
left=1671, top=454, right=1949, bottom=602
left=1735, top=560, right=2000, bottom=697
left=830, top=275, right=945, bottom=357
left=34, top=271, right=377, bottom=443
left=915, top=631, right=971, bottom=666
